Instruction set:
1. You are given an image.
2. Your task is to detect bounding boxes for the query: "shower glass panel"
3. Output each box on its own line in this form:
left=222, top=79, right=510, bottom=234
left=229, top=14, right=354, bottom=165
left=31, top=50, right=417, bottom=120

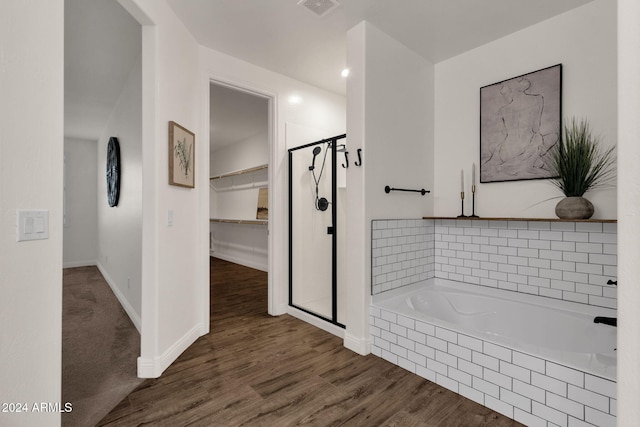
left=289, top=135, right=345, bottom=328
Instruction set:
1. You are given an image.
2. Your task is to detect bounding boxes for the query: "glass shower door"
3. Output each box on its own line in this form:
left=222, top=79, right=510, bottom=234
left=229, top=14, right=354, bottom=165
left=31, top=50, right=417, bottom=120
left=289, top=136, right=343, bottom=326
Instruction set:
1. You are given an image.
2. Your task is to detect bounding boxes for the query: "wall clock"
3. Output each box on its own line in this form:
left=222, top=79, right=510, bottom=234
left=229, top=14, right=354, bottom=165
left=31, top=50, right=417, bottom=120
left=106, top=137, right=121, bottom=207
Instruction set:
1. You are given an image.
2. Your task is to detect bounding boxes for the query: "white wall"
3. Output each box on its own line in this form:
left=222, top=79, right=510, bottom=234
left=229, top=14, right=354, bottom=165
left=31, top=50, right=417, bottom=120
left=63, top=138, right=98, bottom=268
left=96, top=53, right=143, bottom=330
left=434, top=0, right=617, bottom=219
left=617, top=0, right=640, bottom=423
left=120, top=0, right=206, bottom=378
left=200, top=45, right=346, bottom=318
left=0, top=1, right=64, bottom=426
left=346, top=21, right=435, bottom=354
left=210, top=132, right=269, bottom=271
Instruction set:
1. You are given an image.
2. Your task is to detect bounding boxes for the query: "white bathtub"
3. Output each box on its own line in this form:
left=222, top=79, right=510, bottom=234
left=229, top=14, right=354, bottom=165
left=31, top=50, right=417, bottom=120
left=373, top=278, right=617, bottom=380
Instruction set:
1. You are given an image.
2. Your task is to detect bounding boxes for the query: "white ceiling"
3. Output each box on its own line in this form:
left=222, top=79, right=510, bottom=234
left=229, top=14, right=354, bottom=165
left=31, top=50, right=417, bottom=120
left=65, top=0, right=594, bottom=142
left=64, top=0, right=141, bottom=141
left=210, top=83, right=269, bottom=150
left=168, top=0, right=593, bottom=96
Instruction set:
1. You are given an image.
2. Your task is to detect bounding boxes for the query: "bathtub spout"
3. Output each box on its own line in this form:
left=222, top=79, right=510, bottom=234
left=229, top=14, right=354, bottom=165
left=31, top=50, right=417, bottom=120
left=594, top=316, right=617, bottom=327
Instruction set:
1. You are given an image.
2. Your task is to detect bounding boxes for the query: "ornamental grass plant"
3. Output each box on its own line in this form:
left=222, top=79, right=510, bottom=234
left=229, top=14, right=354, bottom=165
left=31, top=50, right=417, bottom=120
left=548, top=118, right=616, bottom=197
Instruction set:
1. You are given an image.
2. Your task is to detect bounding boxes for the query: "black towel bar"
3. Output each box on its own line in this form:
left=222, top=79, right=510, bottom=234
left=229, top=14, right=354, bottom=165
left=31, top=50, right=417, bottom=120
left=384, top=185, right=430, bottom=196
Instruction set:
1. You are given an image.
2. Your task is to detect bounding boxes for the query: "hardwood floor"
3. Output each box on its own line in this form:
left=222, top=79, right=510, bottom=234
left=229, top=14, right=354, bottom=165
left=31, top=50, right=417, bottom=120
left=99, top=258, right=523, bottom=426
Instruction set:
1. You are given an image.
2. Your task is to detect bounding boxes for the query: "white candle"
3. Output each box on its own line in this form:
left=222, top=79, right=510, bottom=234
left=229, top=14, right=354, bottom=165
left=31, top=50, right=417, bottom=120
left=460, top=169, right=464, bottom=193
left=472, top=163, right=476, bottom=186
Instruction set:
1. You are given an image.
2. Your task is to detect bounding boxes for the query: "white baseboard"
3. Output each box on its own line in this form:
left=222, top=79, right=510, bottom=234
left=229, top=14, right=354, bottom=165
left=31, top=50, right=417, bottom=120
left=137, top=323, right=202, bottom=378
left=96, top=262, right=141, bottom=333
left=63, top=259, right=97, bottom=269
left=286, top=306, right=345, bottom=339
left=211, top=252, right=268, bottom=272
left=344, top=332, right=371, bottom=356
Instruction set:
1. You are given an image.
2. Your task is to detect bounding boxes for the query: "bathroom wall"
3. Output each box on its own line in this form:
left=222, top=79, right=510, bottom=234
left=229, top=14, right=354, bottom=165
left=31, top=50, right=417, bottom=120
left=371, top=218, right=617, bottom=310
left=346, top=21, right=435, bottom=354
left=434, top=0, right=617, bottom=219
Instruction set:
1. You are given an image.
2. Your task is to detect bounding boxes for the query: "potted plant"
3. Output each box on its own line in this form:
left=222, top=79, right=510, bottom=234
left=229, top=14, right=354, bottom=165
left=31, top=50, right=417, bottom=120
left=548, top=118, right=616, bottom=219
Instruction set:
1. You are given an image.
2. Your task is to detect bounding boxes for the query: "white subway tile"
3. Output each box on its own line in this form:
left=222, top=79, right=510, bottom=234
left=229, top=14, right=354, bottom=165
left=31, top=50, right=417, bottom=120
left=499, top=229, right=518, bottom=238
left=459, top=334, right=483, bottom=352
left=518, top=248, right=539, bottom=258
left=415, top=342, right=435, bottom=359
left=389, top=343, right=408, bottom=359
left=398, top=356, right=416, bottom=373
left=541, top=230, right=564, bottom=241
left=508, top=238, right=528, bottom=248
left=426, top=335, right=448, bottom=352
left=374, top=317, right=391, bottom=331
left=498, top=263, right=518, bottom=274
left=532, top=372, right=567, bottom=396
left=397, top=336, right=415, bottom=352
left=501, top=388, right=531, bottom=412
left=529, top=221, right=551, bottom=231
left=585, top=407, right=616, bottom=427
left=436, top=373, right=459, bottom=393
left=518, top=266, right=539, bottom=276
left=459, top=384, right=485, bottom=405
left=497, top=361, right=530, bottom=384
left=489, top=220, right=509, bottom=229
left=426, top=358, right=447, bottom=376
left=484, top=367, right=512, bottom=390
left=407, top=329, right=426, bottom=345
left=602, top=223, right=617, bottom=234
left=513, top=352, right=545, bottom=373
left=563, top=251, right=588, bottom=263
left=589, top=232, right=617, bottom=244
left=489, top=270, right=508, bottom=281
left=575, top=242, right=603, bottom=254
left=576, top=222, right=603, bottom=233
left=551, top=260, right=576, bottom=272
left=551, top=280, right=575, bottom=292
left=551, top=241, right=576, bottom=252
left=473, top=351, right=500, bottom=371
left=551, top=222, right=576, bottom=232
left=448, top=343, right=472, bottom=361
left=563, top=292, right=589, bottom=304
left=407, top=350, right=427, bottom=367
left=603, top=244, right=616, bottom=255
left=529, top=276, right=551, bottom=288
left=435, top=349, right=457, bottom=368
left=563, top=271, right=588, bottom=284
left=473, top=376, right=500, bottom=398
left=539, top=288, right=563, bottom=299
left=518, top=230, right=539, bottom=239
left=588, top=295, right=616, bottom=309
left=498, top=281, right=518, bottom=292
left=568, top=385, right=609, bottom=413
left=380, top=349, right=398, bottom=365
left=514, top=408, right=547, bottom=427
left=575, top=283, right=603, bottom=296
left=509, top=273, right=529, bottom=285
left=415, top=365, right=436, bottom=382
left=529, top=239, right=552, bottom=250
left=513, top=379, right=546, bottom=403
left=589, top=253, right=617, bottom=266
left=563, top=232, right=589, bottom=243
left=532, top=401, right=568, bottom=427
left=541, top=250, right=563, bottom=261
left=498, top=246, right=518, bottom=256
left=508, top=221, right=529, bottom=230
left=448, top=367, right=472, bottom=387
left=485, top=395, right=514, bottom=419
left=540, top=269, right=563, bottom=280
left=610, top=398, right=616, bottom=416
left=389, top=323, right=407, bottom=337
left=415, top=320, right=435, bottom=336
left=459, top=358, right=484, bottom=378
left=576, top=262, right=602, bottom=275
left=546, top=391, right=584, bottom=419
left=480, top=261, right=498, bottom=271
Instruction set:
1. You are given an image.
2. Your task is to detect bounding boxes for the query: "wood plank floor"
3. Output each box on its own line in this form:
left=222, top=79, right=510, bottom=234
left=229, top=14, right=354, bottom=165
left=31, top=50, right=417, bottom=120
left=99, top=258, right=523, bottom=426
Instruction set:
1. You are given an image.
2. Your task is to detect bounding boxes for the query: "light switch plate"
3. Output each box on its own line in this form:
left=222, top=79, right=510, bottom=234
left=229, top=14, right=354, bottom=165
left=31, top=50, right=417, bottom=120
left=17, top=210, right=49, bottom=242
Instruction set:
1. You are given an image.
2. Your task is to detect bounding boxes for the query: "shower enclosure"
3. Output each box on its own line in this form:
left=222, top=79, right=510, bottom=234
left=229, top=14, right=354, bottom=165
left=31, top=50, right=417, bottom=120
left=289, top=134, right=346, bottom=328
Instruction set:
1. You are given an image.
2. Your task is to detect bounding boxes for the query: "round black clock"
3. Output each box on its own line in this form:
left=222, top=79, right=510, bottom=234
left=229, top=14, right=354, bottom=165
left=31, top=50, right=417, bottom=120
left=106, top=137, right=121, bottom=207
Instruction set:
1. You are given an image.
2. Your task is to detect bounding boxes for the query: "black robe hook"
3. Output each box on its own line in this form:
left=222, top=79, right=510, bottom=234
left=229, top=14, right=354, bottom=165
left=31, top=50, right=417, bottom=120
left=354, top=148, right=362, bottom=166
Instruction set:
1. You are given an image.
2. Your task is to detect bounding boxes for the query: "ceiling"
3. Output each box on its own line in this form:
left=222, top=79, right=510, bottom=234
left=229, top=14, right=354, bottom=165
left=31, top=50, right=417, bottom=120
left=168, top=0, right=593, bottom=96
left=64, top=0, right=141, bottom=141
left=64, top=0, right=594, bottom=142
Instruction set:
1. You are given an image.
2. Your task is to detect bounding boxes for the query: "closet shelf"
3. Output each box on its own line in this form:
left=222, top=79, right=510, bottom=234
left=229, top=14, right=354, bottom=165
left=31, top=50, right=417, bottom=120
left=210, top=164, right=268, bottom=181
left=210, top=218, right=267, bottom=225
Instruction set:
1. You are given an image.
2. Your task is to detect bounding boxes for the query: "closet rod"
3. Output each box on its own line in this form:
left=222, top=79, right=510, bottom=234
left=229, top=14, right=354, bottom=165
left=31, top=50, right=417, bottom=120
left=384, top=185, right=430, bottom=196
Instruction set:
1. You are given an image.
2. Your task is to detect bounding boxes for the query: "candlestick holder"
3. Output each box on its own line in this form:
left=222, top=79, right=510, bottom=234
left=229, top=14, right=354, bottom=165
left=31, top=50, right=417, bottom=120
left=470, top=184, right=479, bottom=218
left=457, top=192, right=467, bottom=218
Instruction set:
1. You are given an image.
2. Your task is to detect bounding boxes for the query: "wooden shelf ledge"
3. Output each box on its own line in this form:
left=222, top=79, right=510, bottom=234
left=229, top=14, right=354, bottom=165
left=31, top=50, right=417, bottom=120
left=423, top=216, right=617, bottom=223
left=210, top=218, right=268, bottom=225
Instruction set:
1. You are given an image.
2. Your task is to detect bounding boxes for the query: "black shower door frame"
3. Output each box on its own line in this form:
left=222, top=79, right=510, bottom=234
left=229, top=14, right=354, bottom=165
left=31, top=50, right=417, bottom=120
left=288, top=134, right=346, bottom=328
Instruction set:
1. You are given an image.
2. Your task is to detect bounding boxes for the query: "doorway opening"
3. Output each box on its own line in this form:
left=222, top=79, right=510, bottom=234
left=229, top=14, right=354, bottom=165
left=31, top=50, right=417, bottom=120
left=209, top=81, right=272, bottom=314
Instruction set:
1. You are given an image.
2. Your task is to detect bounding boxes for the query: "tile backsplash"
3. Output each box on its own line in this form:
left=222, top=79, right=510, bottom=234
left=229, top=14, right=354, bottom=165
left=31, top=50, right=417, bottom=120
left=371, top=218, right=617, bottom=309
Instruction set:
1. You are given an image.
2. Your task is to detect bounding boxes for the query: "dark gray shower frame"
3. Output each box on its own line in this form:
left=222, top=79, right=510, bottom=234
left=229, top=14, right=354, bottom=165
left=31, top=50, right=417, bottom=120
left=288, top=134, right=346, bottom=329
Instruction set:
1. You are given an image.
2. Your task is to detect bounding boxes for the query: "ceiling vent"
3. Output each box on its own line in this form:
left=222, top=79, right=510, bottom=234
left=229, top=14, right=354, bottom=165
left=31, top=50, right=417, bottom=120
left=298, top=0, right=340, bottom=17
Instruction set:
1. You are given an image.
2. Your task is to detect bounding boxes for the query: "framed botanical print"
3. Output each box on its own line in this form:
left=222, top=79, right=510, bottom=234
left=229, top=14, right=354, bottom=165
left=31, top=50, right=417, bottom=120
left=169, top=121, right=195, bottom=188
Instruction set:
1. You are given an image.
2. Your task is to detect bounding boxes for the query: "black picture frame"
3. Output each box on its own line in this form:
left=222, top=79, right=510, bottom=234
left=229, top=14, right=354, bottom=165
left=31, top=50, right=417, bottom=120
left=480, top=64, right=562, bottom=183
left=106, top=136, right=120, bottom=207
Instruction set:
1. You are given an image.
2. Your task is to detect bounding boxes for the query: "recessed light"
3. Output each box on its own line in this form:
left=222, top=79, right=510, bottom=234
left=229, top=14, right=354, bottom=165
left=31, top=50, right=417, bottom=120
left=288, top=95, right=303, bottom=105
left=341, top=68, right=350, bottom=78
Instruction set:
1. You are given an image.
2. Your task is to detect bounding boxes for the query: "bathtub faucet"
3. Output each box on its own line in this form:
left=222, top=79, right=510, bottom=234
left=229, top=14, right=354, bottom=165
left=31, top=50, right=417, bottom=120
left=594, top=316, right=617, bottom=327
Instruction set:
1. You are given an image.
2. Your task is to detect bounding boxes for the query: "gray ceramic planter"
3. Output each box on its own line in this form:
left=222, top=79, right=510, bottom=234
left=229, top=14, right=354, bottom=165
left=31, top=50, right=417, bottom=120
left=555, top=196, right=594, bottom=219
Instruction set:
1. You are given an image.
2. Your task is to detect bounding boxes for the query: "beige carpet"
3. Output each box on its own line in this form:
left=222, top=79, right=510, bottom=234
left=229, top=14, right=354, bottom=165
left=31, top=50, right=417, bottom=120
left=62, top=266, right=143, bottom=427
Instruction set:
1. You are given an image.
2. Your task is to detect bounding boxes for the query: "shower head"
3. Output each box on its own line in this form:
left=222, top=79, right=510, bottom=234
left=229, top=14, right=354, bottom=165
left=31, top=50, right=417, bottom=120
left=309, top=146, right=322, bottom=170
